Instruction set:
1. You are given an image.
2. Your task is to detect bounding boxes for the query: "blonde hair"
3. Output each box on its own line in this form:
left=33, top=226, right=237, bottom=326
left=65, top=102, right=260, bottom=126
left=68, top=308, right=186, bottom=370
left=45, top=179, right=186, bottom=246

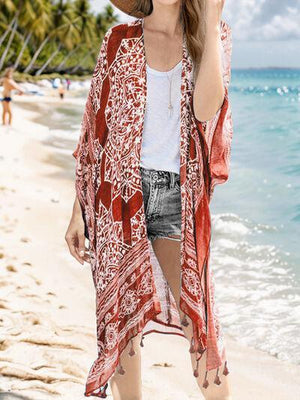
left=131, top=0, right=206, bottom=79
left=3, top=67, right=14, bottom=78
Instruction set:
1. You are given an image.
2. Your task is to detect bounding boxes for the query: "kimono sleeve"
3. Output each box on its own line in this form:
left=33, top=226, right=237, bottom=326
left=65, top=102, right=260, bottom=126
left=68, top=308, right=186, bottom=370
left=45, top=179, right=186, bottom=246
left=72, top=27, right=113, bottom=236
left=194, top=20, right=233, bottom=199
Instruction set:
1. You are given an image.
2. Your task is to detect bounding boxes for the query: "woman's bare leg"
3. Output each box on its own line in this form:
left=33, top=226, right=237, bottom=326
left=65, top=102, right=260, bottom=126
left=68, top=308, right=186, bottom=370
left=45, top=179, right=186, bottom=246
left=7, top=102, right=12, bottom=125
left=2, top=101, right=7, bottom=125
left=151, top=236, right=233, bottom=400
left=2, top=101, right=12, bottom=125
left=109, top=332, right=143, bottom=400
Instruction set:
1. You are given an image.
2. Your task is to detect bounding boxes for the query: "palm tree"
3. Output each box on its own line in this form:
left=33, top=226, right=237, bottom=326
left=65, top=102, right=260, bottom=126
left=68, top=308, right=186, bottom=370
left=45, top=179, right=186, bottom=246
left=0, top=0, right=21, bottom=70
left=23, top=0, right=76, bottom=74
left=57, top=0, right=95, bottom=71
left=70, top=4, right=118, bottom=74
left=0, top=0, right=120, bottom=75
left=36, top=0, right=80, bottom=75
left=14, top=0, right=52, bottom=70
left=95, top=4, right=118, bottom=33
left=0, top=0, right=16, bottom=47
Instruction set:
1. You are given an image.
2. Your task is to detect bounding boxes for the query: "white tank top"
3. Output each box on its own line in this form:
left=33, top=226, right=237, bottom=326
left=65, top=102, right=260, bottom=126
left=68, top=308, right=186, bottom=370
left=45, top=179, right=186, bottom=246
left=140, top=59, right=182, bottom=174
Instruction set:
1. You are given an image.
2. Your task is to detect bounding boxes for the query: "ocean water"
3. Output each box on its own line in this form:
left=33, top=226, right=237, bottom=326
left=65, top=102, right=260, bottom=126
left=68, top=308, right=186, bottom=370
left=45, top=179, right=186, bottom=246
left=211, top=68, right=300, bottom=365
left=29, top=68, right=300, bottom=365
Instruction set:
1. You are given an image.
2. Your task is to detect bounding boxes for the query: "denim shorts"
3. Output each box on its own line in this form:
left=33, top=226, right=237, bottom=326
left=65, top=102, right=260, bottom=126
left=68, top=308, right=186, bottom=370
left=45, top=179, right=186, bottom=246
left=140, top=166, right=182, bottom=242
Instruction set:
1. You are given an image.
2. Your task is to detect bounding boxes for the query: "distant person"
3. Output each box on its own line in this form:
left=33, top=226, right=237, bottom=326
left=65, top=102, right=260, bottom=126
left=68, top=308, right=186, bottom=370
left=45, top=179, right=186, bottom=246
left=53, top=77, right=60, bottom=88
left=66, top=78, right=71, bottom=90
left=0, top=67, right=24, bottom=125
left=58, top=83, right=65, bottom=100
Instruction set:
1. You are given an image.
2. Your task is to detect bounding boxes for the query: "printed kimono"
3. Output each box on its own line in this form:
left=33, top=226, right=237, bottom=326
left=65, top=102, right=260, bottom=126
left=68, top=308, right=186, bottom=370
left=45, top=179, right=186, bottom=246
left=73, top=17, right=233, bottom=398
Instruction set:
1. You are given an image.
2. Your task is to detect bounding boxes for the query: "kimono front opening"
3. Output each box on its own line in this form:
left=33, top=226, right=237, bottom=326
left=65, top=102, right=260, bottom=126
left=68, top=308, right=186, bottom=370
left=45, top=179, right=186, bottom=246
left=73, top=17, right=233, bottom=398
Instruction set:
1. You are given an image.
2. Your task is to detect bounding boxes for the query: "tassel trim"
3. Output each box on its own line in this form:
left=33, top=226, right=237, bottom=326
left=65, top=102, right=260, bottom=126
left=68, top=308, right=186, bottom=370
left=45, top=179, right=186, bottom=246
left=181, top=313, right=189, bottom=327
left=223, top=360, right=229, bottom=375
left=140, top=335, right=144, bottom=347
left=89, top=382, right=109, bottom=398
left=202, top=371, right=209, bottom=388
left=193, top=358, right=200, bottom=377
left=201, top=361, right=230, bottom=389
left=189, top=326, right=230, bottom=388
left=117, top=362, right=125, bottom=375
left=189, top=336, right=196, bottom=353
left=129, top=338, right=136, bottom=356
left=118, top=335, right=145, bottom=376
left=214, top=367, right=221, bottom=385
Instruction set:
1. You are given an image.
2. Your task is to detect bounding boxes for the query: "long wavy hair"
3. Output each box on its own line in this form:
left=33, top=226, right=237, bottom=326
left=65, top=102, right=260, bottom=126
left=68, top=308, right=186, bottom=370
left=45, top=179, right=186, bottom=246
left=131, top=0, right=207, bottom=80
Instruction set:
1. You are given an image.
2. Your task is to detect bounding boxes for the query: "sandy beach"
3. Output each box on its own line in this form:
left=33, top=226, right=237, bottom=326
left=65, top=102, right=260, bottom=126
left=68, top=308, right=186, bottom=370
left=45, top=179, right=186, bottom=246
left=0, top=93, right=299, bottom=400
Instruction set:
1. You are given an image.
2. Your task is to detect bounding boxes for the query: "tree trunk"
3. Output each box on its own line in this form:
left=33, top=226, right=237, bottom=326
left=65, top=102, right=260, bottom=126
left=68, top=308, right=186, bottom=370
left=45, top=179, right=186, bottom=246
left=0, top=14, right=17, bottom=48
left=70, top=50, right=93, bottom=73
left=36, top=43, right=62, bottom=75
left=57, top=43, right=81, bottom=71
left=14, top=32, right=32, bottom=70
left=24, top=35, right=50, bottom=74
left=0, top=19, right=18, bottom=70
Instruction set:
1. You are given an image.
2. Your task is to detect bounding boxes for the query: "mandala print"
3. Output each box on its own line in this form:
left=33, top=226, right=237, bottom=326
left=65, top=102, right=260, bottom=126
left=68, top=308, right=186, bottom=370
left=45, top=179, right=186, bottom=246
left=182, top=268, right=202, bottom=298
left=104, top=322, right=119, bottom=350
left=137, top=269, right=153, bottom=296
left=120, top=289, right=139, bottom=317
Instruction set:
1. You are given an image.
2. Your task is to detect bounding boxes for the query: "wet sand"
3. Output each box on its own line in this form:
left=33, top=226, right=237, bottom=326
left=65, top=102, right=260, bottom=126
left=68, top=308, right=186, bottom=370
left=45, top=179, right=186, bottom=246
left=0, top=95, right=299, bottom=399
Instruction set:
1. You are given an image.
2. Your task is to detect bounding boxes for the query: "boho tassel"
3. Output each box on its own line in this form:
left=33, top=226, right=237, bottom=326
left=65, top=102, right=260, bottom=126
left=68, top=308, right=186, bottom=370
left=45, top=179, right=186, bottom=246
left=189, top=336, right=195, bottom=353
left=193, top=358, right=200, bottom=377
left=202, top=371, right=209, bottom=388
left=129, top=338, right=136, bottom=356
left=214, top=367, right=221, bottom=385
left=223, top=360, right=229, bottom=376
left=181, top=313, right=189, bottom=327
left=140, top=335, right=144, bottom=347
left=197, top=342, right=206, bottom=354
left=117, top=363, right=125, bottom=375
left=94, top=382, right=108, bottom=398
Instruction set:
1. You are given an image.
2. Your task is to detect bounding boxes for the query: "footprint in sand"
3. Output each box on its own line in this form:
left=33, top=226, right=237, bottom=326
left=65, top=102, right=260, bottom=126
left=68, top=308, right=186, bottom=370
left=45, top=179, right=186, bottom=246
left=6, top=265, right=17, bottom=273
left=20, top=238, right=31, bottom=243
left=0, top=362, right=83, bottom=386
left=0, top=300, right=9, bottom=309
left=0, top=392, right=31, bottom=399
left=152, top=362, right=173, bottom=368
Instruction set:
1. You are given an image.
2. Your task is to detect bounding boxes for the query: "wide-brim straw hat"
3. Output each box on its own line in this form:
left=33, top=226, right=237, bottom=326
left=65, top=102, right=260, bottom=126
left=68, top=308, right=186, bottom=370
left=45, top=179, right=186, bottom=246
left=110, top=0, right=146, bottom=18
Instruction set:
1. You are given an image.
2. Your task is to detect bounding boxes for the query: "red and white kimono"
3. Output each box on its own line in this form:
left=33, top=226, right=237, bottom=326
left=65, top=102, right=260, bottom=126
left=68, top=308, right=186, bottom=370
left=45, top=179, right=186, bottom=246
left=73, top=17, right=233, bottom=398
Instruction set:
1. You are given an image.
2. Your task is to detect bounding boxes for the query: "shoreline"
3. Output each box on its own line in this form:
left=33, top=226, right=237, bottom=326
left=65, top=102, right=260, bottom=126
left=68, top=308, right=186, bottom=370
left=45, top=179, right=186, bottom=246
left=0, top=96, right=299, bottom=399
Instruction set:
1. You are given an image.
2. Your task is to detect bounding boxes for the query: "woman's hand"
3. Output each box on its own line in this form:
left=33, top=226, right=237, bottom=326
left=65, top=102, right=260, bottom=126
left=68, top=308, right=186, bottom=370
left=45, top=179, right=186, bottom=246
left=65, top=196, right=90, bottom=265
left=206, top=0, right=225, bottom=26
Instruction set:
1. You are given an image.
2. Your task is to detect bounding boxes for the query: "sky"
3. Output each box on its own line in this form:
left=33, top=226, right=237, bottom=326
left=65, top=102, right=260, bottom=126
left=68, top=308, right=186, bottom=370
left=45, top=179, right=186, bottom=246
left=90, top=0, right=300, bottom=68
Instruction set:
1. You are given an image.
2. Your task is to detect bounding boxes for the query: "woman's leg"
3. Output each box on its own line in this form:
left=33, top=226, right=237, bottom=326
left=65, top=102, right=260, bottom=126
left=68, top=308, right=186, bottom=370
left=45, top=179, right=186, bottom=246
left=7, top=101, right=12, bottom=125
left=151, top=236, right=233, bottom=400
left=2, top=100, right=12, bottom=125
left=2, top=101, right=7, bottom=125
left=109, top=332, right=143, bottom=400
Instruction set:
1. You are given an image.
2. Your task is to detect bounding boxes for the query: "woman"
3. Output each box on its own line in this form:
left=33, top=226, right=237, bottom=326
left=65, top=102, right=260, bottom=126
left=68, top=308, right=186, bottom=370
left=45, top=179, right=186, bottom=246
left=0, top=67, right=24, bottom=125
left=65, top=0, right=233, bottom=399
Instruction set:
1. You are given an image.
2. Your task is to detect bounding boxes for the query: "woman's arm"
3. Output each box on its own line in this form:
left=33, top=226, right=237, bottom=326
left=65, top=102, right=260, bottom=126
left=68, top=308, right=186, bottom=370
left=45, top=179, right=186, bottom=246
left=192, top=0, right=225, bottom=122
left=65, top=195, right=89, bottom=265
left=9, top=78, right=25, bottom=94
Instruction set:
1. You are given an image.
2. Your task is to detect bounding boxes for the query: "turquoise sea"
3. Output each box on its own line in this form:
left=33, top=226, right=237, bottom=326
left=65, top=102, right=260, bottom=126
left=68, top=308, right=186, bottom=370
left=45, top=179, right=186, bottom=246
left=29, top=68, right=300, bottom=365
left=211, top=68, right=300, bottom=364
